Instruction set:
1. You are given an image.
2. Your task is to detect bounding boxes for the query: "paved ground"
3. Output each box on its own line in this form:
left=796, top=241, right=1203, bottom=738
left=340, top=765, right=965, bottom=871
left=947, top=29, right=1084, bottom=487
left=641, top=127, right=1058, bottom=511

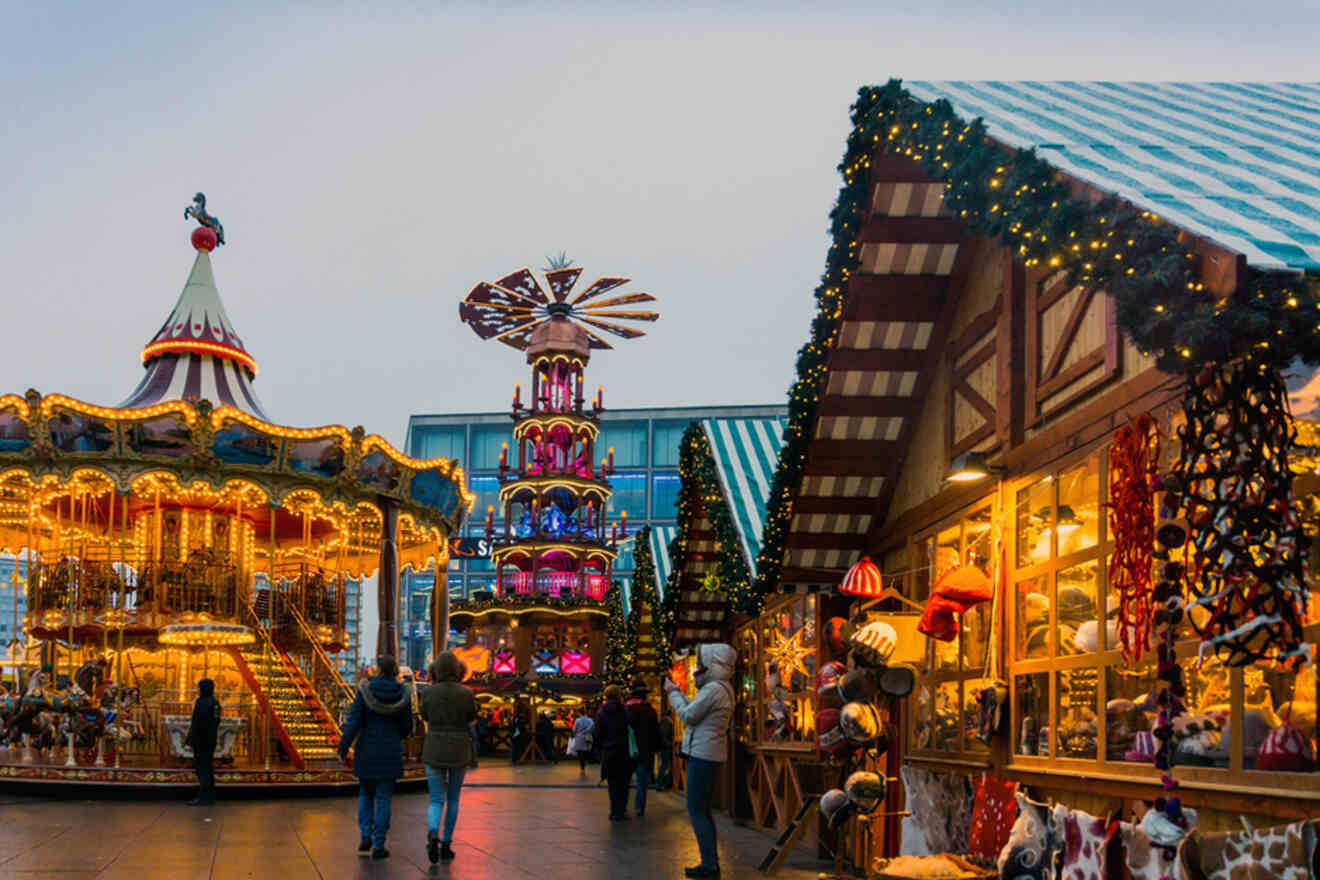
left=0, top=762, right=828, bottom=879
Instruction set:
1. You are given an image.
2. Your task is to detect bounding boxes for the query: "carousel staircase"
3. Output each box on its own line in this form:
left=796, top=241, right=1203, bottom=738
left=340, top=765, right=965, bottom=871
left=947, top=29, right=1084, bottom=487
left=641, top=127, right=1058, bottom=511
left=230, top=605, right=342, bottom=768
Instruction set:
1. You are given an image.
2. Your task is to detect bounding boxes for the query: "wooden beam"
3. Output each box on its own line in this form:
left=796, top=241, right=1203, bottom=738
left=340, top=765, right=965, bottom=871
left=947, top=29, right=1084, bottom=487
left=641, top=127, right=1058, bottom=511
left=950, top=296, right=1002, bottom=354
left=864, top=236, right=984, bottom=535
left=845, top=276, right=948, bottom=319
left=859, top=216, right=964, bottom=245
left=785, top=533, right=868, bottom=550
left=807, top=439, right=901, bottom=463
left=826, top=349, right=926, bottom=372
left=868, top=153, right=935, bottom=183
left=818, top=396, right=912, bottom=418
left=788, top=496, right=881, bottom=515
left=777, top=566, right=846, bottom=584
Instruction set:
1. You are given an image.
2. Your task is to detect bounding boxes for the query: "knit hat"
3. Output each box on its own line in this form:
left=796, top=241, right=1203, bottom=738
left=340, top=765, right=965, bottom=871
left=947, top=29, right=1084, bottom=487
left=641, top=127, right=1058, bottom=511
left=1255, top=722, right=1314, bottom=772
left=816, top=662, right=847, bottom=699
left=816, top=708, right=851, bottom=758
left=840, top=701, right=882, bottom=745
left=1124, top=730, right=1157, bottom=763
left=844, top=771, right=887, bottom=813
left=850, top=620, right=898, bottom=666
left=820, top=789, right=855, bottom=829
left=839, top=669, right=876, bottom=703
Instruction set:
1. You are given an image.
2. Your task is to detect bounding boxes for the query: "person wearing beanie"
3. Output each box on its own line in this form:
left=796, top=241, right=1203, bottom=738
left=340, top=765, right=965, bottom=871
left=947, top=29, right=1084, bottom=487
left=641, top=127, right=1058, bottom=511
left=185, top=677, right=221, bottom=806
left=338, top=655, right=414, bottom=860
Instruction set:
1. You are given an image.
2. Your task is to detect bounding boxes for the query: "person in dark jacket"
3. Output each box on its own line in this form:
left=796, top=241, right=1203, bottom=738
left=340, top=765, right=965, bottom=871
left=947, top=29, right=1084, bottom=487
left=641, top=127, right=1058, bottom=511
left=338, top=656, right=414, bottom=860
left=185, top=677, right=221, bottom=806
left=420, top=651, right=477, bottom=864
left=593, top=684, right=633, bottom=821
left=624, top=680, right=661, bottom=817
left=657, top=708, right=675, bottom=790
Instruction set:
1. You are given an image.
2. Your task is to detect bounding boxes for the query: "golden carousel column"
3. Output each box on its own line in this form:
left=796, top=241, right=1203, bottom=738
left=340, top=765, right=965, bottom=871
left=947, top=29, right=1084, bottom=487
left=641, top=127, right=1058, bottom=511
left=264, top=503, right=276, bottom=770
left=114, top=487, right=128, bottom=769
left=431, top=550, right=448, bottom=658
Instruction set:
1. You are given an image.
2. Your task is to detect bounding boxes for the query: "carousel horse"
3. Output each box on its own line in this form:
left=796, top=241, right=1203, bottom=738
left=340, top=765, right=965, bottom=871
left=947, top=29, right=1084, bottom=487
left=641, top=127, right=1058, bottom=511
left=58, top=686, right=107, bottom=749
left=184, top=192, right=225, bottom=245
left=3, top=691, right=59, bottom=751
left=100, top=684, right=146, bottom=744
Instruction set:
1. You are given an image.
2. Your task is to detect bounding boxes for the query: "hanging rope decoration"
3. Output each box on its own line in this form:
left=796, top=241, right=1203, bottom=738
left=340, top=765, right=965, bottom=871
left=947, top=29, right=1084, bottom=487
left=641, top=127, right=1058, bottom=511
left=1150, top=518, right=1189, bottom=773
left=1109, top=413, right=1161, bottom=663
left=1162, top=363, right=1310, bottom=669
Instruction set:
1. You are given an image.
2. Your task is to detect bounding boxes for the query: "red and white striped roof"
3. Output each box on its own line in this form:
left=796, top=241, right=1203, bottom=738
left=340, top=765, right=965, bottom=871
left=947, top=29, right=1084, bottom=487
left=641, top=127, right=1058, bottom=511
left=120, top=240, right=269, bottom=420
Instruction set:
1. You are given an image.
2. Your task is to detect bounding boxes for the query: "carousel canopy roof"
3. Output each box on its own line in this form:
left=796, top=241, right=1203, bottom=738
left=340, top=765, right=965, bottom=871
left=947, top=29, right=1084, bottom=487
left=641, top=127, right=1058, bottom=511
left=121, top=227, right=269, bottom=420
left=905, top=81, right=1320, bottom=272
left=699, top=417, right=786, bottom=573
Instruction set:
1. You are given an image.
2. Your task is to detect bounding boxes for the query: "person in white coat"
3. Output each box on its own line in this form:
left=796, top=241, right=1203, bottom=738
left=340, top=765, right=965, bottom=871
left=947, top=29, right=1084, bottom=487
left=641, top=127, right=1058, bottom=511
left=664, top=643, right=735, bottom=879
left=567, top=707, right=595, bottom=774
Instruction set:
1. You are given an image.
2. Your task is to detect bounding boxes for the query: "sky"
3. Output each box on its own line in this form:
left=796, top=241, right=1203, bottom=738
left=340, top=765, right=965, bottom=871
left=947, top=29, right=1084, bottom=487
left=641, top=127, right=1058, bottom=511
left=3, top=2, right=1320, bottom=450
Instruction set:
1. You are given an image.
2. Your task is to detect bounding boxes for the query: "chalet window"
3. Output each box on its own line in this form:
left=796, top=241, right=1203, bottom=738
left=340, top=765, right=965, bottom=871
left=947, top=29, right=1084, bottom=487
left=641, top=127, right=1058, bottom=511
left=910, top=505, right=994, bottom=759
left=759, top=595, right=818, bottom=746
left=1007, top=438, right=1320, bottom=786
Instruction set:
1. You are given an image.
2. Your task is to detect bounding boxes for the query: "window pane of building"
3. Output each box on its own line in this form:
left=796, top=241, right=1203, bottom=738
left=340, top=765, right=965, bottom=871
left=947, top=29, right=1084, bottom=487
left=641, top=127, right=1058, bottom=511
left=652, top=420, right=689, bottom=466
left=470, top=425, right=511, bottom=470
left=469, top=475, right=502, bottom=521
left=606, top=472, right=648, bottom=519
left=651, top=472, right=681, bottom=520
left=599, top=421, right=647, bottom=468
left=1058, top=454, right=1101, bottom=554
left=414, top=426, right=464, bottom=462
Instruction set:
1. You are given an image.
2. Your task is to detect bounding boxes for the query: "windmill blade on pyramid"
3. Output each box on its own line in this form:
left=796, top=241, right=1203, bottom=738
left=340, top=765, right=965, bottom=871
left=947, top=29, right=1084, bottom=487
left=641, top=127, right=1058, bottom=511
left=576, top=292, right=657, bottom=310
left=569, top=277, right=630, bottom=307
left=495, top=268, right=551, bottom=306
left=545, top=267, right=584, bottom=302
left=458, top=264, right=659, bottom=352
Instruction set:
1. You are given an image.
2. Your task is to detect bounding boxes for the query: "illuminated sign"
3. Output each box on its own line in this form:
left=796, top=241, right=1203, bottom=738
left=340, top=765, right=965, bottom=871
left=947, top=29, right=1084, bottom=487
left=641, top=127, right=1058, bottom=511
left=449, top=537, right=492, bottom=559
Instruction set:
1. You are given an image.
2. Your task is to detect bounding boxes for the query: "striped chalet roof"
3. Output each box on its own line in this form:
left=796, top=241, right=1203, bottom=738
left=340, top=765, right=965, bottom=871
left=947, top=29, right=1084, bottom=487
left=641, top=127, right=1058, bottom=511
left=649, top=524, right=678, bottom=601
left=671, top=418, right=786, bottom=645
left=765, top=80, right=1320, bottom=596
left=699, top=417, right=786, bottom=570
left=905, top=81, right=1320, bottom=272
left=121, top=235, right=269, bottom=419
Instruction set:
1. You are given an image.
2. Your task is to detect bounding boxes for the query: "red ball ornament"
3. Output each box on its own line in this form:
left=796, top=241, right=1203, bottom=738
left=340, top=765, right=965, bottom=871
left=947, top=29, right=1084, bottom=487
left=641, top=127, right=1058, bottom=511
left=191, top=226, right=218, bottom=252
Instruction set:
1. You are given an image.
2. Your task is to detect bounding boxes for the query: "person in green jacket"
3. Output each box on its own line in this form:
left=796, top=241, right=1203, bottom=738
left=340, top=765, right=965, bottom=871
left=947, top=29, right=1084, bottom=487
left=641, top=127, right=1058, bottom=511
left=420, top=651, right=477, bottom=864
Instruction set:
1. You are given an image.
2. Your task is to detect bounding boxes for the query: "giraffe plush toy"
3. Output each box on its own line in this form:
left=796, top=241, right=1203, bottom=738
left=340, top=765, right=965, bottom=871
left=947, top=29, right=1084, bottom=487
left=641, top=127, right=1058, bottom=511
left=1180, top=819, right=1315, bottom=880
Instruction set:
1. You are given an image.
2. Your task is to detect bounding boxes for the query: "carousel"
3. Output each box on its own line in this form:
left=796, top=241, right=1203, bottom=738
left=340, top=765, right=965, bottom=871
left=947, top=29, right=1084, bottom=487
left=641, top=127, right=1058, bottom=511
left=447, top=258, right=658, bottom=710
left=0, top=197, right=471, bottom=789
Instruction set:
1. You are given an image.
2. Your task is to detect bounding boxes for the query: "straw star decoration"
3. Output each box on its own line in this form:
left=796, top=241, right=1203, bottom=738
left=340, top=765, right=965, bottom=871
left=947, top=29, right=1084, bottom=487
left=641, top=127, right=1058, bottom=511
left=767, top=627, right=813, bottom=682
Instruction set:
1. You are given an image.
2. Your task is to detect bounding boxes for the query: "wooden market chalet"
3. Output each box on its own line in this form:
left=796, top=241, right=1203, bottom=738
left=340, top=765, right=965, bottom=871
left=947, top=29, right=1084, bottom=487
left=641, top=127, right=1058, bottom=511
left=635, top=80, right=1320, bottom=871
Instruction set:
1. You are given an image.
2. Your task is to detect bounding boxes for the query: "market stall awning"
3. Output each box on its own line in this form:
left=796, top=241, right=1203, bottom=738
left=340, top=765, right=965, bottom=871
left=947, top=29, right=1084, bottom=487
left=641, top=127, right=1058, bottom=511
left=648, top=524, right=677, bottom=601
left=700, top=417, right=786, bottom=572
left=905, top=81, right=1320, bottom=272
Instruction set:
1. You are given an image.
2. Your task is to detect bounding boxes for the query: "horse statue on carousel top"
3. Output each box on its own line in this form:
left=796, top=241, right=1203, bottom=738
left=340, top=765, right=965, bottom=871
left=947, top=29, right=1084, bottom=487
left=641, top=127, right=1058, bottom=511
left=184, top=192, right=225, bottom=246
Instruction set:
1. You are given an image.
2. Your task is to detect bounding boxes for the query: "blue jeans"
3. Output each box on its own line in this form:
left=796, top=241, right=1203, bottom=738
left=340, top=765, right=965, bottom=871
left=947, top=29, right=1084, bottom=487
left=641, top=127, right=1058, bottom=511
left=686, top=757, right=721, bottom=869
left=357, top=778, right=395, bottom=848
left=633, top=756, right=652, bottom=814
left=425, top=766, right=467, bottom=842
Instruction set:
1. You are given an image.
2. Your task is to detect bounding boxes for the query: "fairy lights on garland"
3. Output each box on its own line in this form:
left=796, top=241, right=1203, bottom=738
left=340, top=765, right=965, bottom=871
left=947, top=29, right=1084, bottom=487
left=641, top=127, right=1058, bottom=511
left=629, top=525, right=664, bottom=670
left=753, top=78, right=1320, bottom=608
left=675, top=423, right=760, bottom=615
left=602, top=580, right=636, bottom=686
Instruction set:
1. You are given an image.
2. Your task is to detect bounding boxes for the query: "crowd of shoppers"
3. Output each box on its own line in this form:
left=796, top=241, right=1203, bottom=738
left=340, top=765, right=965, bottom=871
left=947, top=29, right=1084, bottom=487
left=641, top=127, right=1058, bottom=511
left=330, top=640, right=733, bottom=877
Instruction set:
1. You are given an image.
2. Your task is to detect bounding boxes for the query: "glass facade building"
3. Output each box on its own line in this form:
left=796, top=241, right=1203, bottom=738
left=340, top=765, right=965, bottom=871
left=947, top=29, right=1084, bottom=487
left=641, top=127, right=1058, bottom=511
left=0, top=556, right=28, bottom=649
left=395, top=405, right=786, bottom=670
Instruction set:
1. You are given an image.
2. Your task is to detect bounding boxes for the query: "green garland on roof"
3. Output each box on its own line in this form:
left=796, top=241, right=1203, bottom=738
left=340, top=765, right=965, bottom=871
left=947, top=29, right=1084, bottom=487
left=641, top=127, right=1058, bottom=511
left=602, top=580, right=636, bottom=686
left=676, top=422, right=761, bottom=616
left=753, top=79, right=1320, bottom=599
